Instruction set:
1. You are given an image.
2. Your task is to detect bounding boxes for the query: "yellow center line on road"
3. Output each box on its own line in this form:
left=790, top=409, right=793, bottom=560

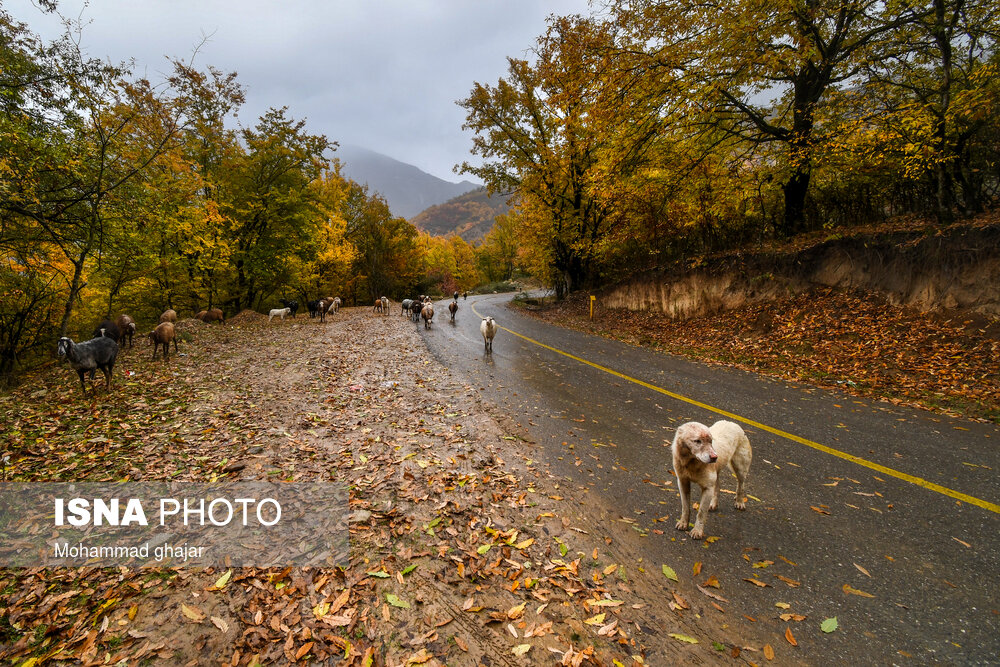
left=471, top=301, right=1000, bottom=514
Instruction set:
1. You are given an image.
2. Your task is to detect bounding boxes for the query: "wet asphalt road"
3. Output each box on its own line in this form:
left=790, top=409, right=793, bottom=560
left=415, top=293, right=1000, bottom=665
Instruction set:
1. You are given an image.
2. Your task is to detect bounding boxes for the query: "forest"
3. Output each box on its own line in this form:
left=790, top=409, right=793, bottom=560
left=0, top=6, right=497, bottom=382
left=3, top=0, right=998, bottom=381
left=460, top=0, right=1000, bottom=297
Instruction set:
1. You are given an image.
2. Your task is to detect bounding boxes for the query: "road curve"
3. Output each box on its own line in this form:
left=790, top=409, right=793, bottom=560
left=416, top=292, right=1000, bottom=665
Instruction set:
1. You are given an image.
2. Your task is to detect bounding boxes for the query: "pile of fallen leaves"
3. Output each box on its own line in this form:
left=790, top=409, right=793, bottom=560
left=525, top=287, right=1000, bottom=422
left=227, top=309, right=267, bottom=325
left=1, top=311, right=765, bottom=666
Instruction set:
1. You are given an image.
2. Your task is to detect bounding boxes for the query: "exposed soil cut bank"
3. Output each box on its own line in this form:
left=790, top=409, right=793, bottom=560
left=602, top=214, right=1000, bottom=320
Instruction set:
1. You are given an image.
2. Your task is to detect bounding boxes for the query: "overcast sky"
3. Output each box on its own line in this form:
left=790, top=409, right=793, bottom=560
left=7, top=0, right=594, bottom=183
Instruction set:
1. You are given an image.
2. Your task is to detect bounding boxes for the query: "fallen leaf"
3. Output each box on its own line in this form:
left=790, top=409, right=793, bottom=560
left=512, top=644, right=532, bottom=656
left=662, top=565, right=678, bottom=581
left=743, top=578, right=770, bottom=587
left=843, top=584, right=875, bottom=598
left=853, top=563, right=871, bottom=577
left=696, top=585, right=728, bottom=602
left=386, top=594, right=410, bottom=608
left=507, top=602, right=526, bottom=620
left=295, top=641, right=314, bottom=660
left=181, top=603, right=205, bottom=623
left=821, top=617, right=838, bottom=633
left=208, top=569, right=232, bottom=591
left=669, top=633, right=699, bottom=644
left=585, top=613, right=606, bottom=625
left=588, top=599, right=623, bottom=607
left=764, top=644, right=775, bottom=660
left=780, top=613, right=807, bottom=622
left=785, top=627, right=797, bottom=646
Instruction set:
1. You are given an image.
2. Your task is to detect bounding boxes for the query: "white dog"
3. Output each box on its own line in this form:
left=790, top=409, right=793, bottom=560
left=268, top=307, right=291, bottom=322
left=672, top=420, right=752, bottom=539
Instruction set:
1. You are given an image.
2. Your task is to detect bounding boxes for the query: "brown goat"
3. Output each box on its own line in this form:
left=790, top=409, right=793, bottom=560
left=194, top=310, right=208, bottom=321
left=115, top=314, right=137, bottom=348
left=159, top=309, right=177, bottom=324
left=203, top=308, right=224, bottom=323
left=149, top=322, right=178, bottom=360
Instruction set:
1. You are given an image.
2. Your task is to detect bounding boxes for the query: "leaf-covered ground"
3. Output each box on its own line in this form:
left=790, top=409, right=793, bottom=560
left=520, top=287, right=1000, bottom=423
left=0, top=311, right=768, bottom=666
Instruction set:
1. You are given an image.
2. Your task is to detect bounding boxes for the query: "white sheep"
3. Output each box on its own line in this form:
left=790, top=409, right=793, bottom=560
left=480, top=316, right=498, bottom=353
left=268, top=307, right=291, bottom=322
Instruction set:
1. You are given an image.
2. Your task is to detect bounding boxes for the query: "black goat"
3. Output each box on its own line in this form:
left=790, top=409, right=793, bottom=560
left=279, top=298, right=299, bottom=318
left=307, top=300, right=321, bottom=318
left=57, top=336, right=119, bottom=394
left=92, top=319, right=122, bottom=343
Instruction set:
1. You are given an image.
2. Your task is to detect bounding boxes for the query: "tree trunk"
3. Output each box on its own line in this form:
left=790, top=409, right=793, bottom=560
left=781, top=168, right=811, bottom=237
left=58, top=254, right=87, bottom=338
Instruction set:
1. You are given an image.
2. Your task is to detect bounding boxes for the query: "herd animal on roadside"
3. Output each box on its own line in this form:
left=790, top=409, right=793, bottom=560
left=55, top=291, right=501, bottom=395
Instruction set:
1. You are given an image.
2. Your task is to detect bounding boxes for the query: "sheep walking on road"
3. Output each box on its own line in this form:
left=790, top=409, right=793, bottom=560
left=57, top=336, right=119, bottom=394
left=421, top=302, right=434, bottom=329
left=481, top=316, right=498, bottom=354
left=448, top=301, right=458, bottom=322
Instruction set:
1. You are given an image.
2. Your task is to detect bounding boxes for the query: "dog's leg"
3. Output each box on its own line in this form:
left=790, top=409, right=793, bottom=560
left=691, top=481, right=714, bottom=540
left=731, top=441, right=752, bottom=510
left=675, top=476, right=691, bottom=531
left=710, top=471, right=721, bottom=511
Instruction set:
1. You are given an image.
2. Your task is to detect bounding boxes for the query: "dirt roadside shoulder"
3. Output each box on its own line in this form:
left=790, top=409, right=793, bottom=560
left=0, top=309, right=775, bottom=665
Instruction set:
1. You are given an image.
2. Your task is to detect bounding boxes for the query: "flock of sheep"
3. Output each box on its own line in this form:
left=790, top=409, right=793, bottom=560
left=55, top=308, right=198, bottom=394
left=276, top=293, right=500, bottom=352
left=56, top=295, right=500, bottom=395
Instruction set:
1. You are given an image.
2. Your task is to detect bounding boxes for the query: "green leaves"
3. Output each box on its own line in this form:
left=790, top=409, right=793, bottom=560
left=385, top=594, right=409, bottom=609
left=661, top=564, right=678, bottom=581
left=821, top=617, right=839, bottom=633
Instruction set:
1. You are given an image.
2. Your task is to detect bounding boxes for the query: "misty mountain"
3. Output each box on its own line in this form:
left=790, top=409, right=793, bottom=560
left=335, top=144, right=479, bottom=219
left=410, top=187, right=513, bottom=242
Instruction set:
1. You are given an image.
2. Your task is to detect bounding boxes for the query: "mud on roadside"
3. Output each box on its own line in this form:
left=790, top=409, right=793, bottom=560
left=0, top=309, right=764, bottom=665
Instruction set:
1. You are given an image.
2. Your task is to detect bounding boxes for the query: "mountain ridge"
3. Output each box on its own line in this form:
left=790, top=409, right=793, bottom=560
left=410, top=187, right=512, bottom=242
left=335, top=144, right=479, bottom=219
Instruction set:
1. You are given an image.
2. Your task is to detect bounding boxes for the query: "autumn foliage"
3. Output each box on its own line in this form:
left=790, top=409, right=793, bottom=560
left=460, top=1, right=1000, bottom=295
left=0, top=8, right=480, bottom=382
